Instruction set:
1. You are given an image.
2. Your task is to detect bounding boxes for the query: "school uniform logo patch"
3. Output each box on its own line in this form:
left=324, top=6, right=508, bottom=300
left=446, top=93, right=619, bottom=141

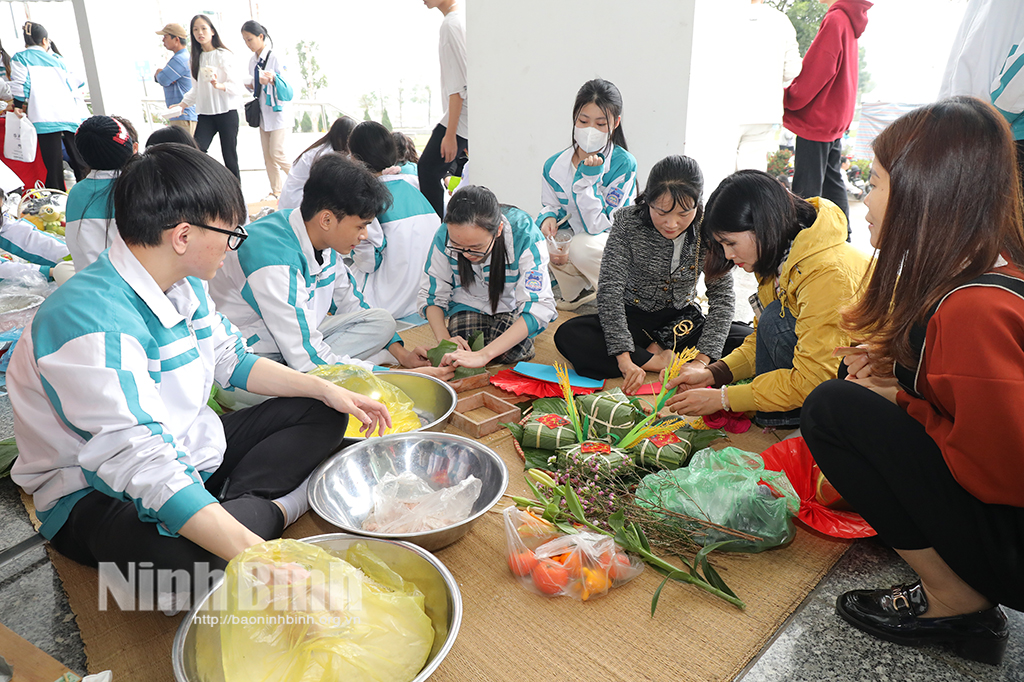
left=524, top=269, right=544, bottom=292
left=605, top=187, right=625, bottom=208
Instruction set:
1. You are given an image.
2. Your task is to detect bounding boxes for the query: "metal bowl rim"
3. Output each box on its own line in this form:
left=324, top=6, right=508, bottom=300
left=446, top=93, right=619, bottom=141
left=307, top=432, right=509, bottom=541
left=172, top=532, right=464, bottom=682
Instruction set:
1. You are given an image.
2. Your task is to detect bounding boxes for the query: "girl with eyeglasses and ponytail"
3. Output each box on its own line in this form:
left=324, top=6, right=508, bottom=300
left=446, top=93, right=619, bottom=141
left=419, top=185, right=557, bottom=369
left=9, top=22, right=88, bottom=190
left=538, top=78, right=638, bottom=311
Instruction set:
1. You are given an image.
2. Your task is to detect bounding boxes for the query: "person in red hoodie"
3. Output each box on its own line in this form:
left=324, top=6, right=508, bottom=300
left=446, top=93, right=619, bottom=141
left=784, top=0, right=871, bottom=231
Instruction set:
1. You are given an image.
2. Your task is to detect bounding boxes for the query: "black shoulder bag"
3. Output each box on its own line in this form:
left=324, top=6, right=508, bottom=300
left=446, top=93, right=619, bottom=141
left=244, top=50, right=270, bottom=128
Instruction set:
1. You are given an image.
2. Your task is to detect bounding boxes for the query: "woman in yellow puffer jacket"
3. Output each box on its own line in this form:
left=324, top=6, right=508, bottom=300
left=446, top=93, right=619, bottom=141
left=666, top=169, right=870, bottom=428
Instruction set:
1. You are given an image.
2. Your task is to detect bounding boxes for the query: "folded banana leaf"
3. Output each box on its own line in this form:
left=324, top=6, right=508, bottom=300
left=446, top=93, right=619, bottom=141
left=426, top=331, right=486, bottom=379
left=576, top=388, right=640, bottom=441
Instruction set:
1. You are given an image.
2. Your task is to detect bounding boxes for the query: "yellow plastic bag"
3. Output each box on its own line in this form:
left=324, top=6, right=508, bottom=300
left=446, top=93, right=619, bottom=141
left=216, top=539, right=434, bottom=682
left=309, top=364, right=422, bottom=438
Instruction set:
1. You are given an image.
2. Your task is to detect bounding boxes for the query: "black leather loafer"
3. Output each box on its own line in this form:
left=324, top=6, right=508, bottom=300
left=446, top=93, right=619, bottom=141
left=836, top=581, right=1009, bottom=665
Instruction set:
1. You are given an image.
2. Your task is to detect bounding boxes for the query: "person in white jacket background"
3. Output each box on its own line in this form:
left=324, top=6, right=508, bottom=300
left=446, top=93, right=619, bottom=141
left=9, top=22, right=88, bottom=190
left=348, top=121, right=440, bottom=321
left=735, top=0, right=802, bottom=171
left=538, top=79, right=637, bottom=311
left=277, top=116, right=357, bottom=210
left=241, top=20, right=292, bottom=201
left=174, top=15, right=246, bottom=180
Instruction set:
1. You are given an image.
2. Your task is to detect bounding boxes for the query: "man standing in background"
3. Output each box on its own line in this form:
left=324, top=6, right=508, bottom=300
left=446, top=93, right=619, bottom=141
left=783, top=0, right=872, bottom=229
left=154, top=23, right=197, bottom=134
left=417, top=0, right=468, bottom=219
left=736, top=0, right=802, bottom=171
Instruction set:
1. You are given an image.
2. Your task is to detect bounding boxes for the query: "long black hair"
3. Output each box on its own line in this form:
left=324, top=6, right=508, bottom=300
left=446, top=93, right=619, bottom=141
left=297, top=115, right=358, bottom=164
left=0, top=38, right=11, bottom=77
left=571, top=79, right=628, bottom=151
left=702, top=170, right=817, bottom=280
left=189, top=15, right=229, bottom=80
left=23, top=22, right=60, bottom=56
left=445, top=185, right=507, bottom=314
left=240, top=20, right=272, bottom=48
left=635, top=155, right=704, bottom=234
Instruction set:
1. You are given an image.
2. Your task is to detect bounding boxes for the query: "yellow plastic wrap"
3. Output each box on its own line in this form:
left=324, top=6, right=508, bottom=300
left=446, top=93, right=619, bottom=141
left=215, top=539, right=434, bottom=682
left=309, top=364, right=422, bottom=438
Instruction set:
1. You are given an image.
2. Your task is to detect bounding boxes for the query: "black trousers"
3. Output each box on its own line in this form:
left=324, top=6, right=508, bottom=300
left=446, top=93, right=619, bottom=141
left=418, top=123, right=468, bottom=219
left=194, top=110, right=241, bottom=179
left=802, top=380, right=1024, bottom=610
left=792, top=136, right=850, bottom=234
left=37, top=130, right=85, bottom=191
left=49, top=397, right=347, bottom=600
left=554, top=306, right=750, bottom=379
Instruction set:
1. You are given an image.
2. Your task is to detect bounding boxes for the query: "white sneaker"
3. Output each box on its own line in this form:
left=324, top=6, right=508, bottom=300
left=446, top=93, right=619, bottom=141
left=556, top=289, right=597, bottom=311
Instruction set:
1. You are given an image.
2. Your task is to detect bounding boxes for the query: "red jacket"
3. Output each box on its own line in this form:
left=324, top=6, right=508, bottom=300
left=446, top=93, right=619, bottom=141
left=897, top=264, right=1024, bottom=507
left=783, top=0, right=871, bottom=142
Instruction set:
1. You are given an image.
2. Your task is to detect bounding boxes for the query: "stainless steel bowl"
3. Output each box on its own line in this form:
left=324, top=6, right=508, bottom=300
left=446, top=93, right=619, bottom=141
left=172, top=533, right=462, bottom=682
left=308, top=432, right=509, bottom=551
left=357, top=370, right=458, bottom=439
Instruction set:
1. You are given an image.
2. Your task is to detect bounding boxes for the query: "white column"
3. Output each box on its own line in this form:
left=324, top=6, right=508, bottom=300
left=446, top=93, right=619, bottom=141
left=70, top=0, right=144, bottom=118
left=467, top=0, right=747, bottom=212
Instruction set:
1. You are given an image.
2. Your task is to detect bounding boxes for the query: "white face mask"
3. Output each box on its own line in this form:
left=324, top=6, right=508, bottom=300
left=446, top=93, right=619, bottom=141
left=573, top=125, right=609, bottom=154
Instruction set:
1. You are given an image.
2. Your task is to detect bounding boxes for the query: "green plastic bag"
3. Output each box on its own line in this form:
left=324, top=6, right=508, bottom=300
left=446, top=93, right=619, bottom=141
left=634, top=447, right=798, bottom=553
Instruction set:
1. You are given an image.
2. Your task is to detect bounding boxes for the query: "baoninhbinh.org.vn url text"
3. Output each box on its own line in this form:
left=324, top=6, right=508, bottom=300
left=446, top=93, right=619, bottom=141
left=192, top=613, right=359, bottom=628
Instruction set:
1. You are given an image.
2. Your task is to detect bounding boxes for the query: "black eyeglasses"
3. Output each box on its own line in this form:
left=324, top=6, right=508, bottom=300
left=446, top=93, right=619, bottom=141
left=446, top=233, right=495, bottom=259
left=165, top=222, right=248, bottom=250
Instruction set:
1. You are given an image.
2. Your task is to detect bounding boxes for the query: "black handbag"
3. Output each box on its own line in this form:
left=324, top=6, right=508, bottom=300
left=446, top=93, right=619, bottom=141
left=650, top=304, right=705, bottom=351
left=244, top=98, right=261, bottom=128
left=244, top=50, right=270, bottom=128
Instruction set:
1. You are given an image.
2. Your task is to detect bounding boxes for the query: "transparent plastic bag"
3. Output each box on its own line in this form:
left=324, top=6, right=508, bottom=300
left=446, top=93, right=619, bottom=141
left=211, top=538, right=434, bottom=682
left=503, top=506, right=643, bottom=601
left=308, top=364, right=422, bottom=437
left=362, top=471, right=482, bottom=533
left=0, top=269, right=54, bottom=333
left=635, top=447, right=799, bottom=553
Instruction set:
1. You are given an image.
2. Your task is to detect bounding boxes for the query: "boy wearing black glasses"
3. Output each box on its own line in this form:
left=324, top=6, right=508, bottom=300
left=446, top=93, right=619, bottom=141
left=8, top=144, right=391, bottom=609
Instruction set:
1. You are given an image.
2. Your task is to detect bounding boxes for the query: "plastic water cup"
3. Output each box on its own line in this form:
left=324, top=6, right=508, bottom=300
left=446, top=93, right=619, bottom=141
left=546, top=229, right=573, bottom=256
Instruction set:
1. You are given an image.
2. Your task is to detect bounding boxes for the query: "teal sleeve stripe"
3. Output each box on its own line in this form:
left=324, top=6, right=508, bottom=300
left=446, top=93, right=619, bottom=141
left=389, top=333, right=403, bottom=348
left=36, top=489, right=92, bottom=539
left=246, top=333, right=260, bottom=346
left=291, top=273, right=327, bottom=366
left=992, top=51, right=1024, bottom=109
left=315, top=272, right=337, bottom=289
left=0, top=233, right=59, bottom=266
left=194, top=325, right=213, bottom=340
left=229, top=350, right=259, bottom=389
left=579, top=161, right=603, bottom=177
left=523, top=311, right=541, bottom=337
left=39, top=376, right=91, bottom=441
left=161, top=347, right=199, bottom=372
left=348, top=272, right=370, bottom=309
left=240, top=282, right=263, bottom=318
left=155, top=482, right=218, bottom=535
left=328, top=300, right=337, bottom=315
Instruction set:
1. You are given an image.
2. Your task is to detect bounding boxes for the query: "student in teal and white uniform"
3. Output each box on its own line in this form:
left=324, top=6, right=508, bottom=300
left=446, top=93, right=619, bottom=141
left=419, top=185, right=557, bottom=368
left=7, top=144, right=391, bottom=607
left=0, top=211, right=68, bottom=281
left=64, top=116, right=138, bottom=272
left=348, top=121, right=440, bottom=320
left=9, top=22, right=88, bottom=190
left=241, top=21, right=293, bottom=201
left=392, top=131, right=421, bottom=188
left=538, top=79, right=637, bottom=311
left=278, top=116, right=357, bottom=210
left=210, top=153, right=450, bottom=378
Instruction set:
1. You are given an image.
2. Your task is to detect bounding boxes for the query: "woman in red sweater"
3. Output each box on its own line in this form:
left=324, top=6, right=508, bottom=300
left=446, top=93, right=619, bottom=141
left=802, top=96, right=1024, bottom=666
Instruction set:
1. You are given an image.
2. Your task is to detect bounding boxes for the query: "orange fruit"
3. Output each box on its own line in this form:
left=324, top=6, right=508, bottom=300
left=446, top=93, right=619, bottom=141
left=531, top=560, right=570, bottom=595
left=600, top=551, right=633, bottom=581
left=559, top=551, right=586, bottom=578
left=508, top=550, right=538, bottom=577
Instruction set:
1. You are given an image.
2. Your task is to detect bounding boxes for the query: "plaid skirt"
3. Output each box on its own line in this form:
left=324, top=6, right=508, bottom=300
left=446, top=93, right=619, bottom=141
left=447, top=310, right=535, bottom=365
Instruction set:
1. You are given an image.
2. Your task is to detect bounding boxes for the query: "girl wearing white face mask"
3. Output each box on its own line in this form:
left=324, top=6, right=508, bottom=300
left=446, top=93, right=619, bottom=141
left=538, top=79, right=638, bottom=310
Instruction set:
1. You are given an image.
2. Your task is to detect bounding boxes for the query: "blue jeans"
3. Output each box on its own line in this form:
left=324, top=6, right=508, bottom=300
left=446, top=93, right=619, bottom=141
left=754, top=298, right=801, bottom=427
